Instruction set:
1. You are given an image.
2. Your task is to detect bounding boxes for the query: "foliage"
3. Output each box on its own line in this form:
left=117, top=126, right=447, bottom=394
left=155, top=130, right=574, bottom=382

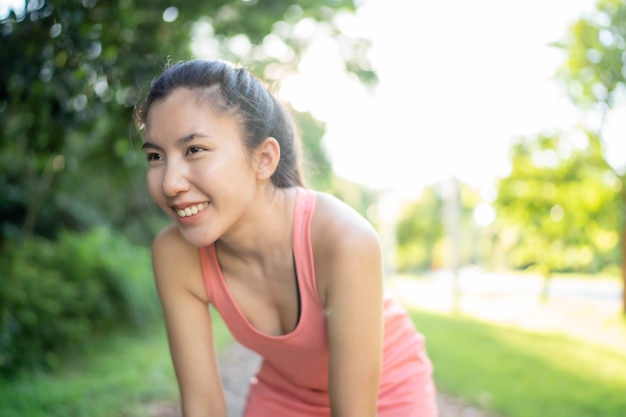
left=0, top=227, right=157, bottom=375
left=0, top=0, right=373, bottom=247
left=556, top=0, right=626, bottom=310
left=395, top=186, right=444, bottom=272
left=556, top=0, right=626, bottom=111
left=293, top=109, right=334, bottom=191
left=495, top=131, right=620, bottom=276
left=0, top=0, right=181, bottom=244
left=411, top=308, right=626, bottom=417
left=492, top=0, right=626, bottom=305
left=395, top=182, right=485, bottom=273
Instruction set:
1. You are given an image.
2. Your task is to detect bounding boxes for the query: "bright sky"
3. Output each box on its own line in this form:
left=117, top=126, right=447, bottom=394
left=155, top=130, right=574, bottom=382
left=280, top=0, right=609, bottom=197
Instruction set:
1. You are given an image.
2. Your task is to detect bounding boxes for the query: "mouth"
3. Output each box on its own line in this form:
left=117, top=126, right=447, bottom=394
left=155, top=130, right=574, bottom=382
left=174, top=202, right=209, bottom=218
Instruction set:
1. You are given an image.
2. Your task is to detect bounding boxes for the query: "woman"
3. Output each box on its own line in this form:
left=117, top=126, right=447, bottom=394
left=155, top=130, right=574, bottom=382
left=135, top=59, right=438, bottom=417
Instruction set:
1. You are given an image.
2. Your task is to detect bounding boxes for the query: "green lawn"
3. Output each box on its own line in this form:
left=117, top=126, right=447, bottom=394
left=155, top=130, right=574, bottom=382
left=0, top=311, right=232, bottom=417
left=411, top=308, right=626, bottom=417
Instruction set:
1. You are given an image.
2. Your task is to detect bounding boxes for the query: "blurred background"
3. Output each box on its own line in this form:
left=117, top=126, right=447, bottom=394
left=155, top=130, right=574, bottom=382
left=1, top=0, right=625, bottom=416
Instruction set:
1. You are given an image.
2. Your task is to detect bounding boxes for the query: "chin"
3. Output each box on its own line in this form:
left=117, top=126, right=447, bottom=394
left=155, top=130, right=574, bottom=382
left=179, top=227, right=218, bottom=248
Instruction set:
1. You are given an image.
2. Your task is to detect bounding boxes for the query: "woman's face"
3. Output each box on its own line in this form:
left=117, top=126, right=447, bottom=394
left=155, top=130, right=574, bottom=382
left=142, top=88, right=259, bottom=247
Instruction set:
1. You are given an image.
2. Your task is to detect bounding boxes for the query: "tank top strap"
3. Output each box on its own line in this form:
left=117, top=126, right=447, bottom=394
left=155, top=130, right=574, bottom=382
left=293, top=187, right=323, bottom=310
left=199, top=244, right=216, bottom=303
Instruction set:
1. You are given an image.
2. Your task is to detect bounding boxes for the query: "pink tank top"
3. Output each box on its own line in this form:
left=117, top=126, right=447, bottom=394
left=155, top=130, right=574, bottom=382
left=199, top=187, right=437, bottom=417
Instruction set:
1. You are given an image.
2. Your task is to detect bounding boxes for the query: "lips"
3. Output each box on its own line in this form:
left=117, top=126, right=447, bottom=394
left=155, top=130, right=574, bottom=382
left=174, top=202, right=209, bottom=218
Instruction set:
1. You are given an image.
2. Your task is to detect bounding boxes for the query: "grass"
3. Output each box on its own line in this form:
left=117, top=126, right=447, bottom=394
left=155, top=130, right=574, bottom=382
left=411, top=308, right=626, bottom=417
left=0, top=309, right=232, bottom=417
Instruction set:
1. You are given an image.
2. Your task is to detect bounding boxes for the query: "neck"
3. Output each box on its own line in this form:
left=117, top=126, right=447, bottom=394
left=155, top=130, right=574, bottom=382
left=217, top=185, right=297, bottom=263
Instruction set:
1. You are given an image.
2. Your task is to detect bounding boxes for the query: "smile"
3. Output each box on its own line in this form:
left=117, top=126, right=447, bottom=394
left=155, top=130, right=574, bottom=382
left=175, top=202, right=209, bottom=218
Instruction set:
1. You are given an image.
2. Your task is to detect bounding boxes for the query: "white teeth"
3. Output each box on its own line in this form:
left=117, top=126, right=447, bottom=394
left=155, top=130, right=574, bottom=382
left=176, top=202, right=208, bottom=218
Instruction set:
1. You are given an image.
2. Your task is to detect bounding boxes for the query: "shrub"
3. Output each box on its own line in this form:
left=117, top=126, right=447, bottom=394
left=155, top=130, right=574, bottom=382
left=0, top=228, right=158, bottom=375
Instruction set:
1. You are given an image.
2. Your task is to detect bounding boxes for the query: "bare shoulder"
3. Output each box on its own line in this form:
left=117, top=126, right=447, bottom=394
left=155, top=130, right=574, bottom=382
left=311, top=191, right=380, bottom=248
left=311, top=192, right=383, bottom=302
left=151, top=224, right=208, bottom=303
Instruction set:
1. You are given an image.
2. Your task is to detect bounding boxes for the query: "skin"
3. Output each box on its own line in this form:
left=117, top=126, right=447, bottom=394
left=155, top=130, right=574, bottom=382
left=143, top=88, right=384, bottom=417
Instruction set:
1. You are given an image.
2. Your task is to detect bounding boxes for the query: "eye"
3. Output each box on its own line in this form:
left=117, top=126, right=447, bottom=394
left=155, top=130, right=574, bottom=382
left=187, top=146, right=205, bottom=155
left=146, top=152, right=162, bottom=162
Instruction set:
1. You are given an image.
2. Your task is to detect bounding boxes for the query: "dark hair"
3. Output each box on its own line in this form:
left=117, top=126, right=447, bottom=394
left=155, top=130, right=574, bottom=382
left=135, top=59, right=303, bottom=188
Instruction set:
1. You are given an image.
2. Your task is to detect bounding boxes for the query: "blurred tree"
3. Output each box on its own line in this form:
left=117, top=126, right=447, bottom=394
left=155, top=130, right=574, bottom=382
left=395, top=186, right=444, bottom=273
left=556, top=0, right=626, bottom=312
left=495, top=132, right=620, bottom=300
left=394, top=181, right=483, bottom=275
left=293, top=110, right=333, bottom=191
left=0, top=0, right=374, bottom=246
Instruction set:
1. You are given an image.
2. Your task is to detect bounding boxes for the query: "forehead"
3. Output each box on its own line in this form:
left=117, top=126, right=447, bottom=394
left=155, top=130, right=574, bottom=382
left=144, top=89, right=241, bottom=142
left=146, top=88, right=205, bottom=123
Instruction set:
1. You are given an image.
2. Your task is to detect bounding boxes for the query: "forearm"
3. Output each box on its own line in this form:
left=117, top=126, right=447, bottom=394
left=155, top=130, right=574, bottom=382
left=180, top=395, right=227, bottom=417
left=329, top=376, right=380, bottom=417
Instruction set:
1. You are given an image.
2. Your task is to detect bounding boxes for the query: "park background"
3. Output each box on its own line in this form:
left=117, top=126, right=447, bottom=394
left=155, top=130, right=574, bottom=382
left=1, top=0, right=625, bottom=416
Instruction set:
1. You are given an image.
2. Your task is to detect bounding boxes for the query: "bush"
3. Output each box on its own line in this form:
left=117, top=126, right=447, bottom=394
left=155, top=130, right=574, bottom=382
left=0, top=228, right=158, bottom=375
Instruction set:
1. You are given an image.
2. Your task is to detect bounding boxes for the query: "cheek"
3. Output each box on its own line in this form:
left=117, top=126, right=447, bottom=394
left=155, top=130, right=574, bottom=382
left=146, top=169, right=163, bottom=202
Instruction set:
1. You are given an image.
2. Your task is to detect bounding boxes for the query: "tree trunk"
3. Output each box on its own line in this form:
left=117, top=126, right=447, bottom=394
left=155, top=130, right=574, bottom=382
left=540, top=274, right=551, bottom=303
left=21, top=156, right=62, bottom=237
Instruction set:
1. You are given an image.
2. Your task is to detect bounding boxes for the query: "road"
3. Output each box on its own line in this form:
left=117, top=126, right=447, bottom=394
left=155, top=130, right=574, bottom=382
left=388, top=268, right=625, bottom=350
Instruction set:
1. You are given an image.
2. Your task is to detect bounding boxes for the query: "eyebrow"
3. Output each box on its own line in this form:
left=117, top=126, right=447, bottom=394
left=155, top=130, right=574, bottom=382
left=141, top=133, right=209, bottom=151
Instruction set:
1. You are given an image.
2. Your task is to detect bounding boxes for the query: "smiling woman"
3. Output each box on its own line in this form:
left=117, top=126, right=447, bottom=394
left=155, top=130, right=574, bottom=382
left=133, top=59, right=438, bottom=417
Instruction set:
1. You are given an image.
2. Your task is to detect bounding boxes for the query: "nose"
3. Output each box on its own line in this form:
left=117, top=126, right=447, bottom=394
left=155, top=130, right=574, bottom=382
left=162, top=161, right=190, bottom=197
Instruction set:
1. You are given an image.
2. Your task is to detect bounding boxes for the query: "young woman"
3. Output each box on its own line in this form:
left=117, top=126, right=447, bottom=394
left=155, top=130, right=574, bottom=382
left=135, top=59, right=438, bottom=417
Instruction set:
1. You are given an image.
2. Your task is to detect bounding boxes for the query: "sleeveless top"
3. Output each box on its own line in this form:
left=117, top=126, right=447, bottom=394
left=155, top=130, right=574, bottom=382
left=199, top=187, right=438, bottom=417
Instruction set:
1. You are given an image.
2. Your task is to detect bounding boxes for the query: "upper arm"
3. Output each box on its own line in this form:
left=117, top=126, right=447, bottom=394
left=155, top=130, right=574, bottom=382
left=314, top=195, right=384, bottom=417
left=152, top=226, right=226, bottom=417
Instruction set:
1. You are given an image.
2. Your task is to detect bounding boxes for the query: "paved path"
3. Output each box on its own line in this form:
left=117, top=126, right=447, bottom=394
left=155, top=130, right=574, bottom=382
left=389, top=272, right=625, bottom=350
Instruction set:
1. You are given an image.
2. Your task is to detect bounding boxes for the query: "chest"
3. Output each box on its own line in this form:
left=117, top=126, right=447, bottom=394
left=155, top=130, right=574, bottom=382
left=212, top=252, right=330, bottom=389
left=221, top=256, right=301, bottom=337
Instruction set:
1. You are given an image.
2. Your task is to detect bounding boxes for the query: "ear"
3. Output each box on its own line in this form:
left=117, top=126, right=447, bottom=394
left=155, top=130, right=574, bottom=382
left=254, top=137, right=280, bottom=181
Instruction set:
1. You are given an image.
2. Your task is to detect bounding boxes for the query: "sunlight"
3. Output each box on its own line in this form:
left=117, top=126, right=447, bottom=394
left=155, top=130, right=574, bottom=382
left=474, top=203, right=496, bottom=227
left=0, top=0, right=24, bottom=19
left=190, top=18, right=219, bottom=58
left=603, top=103, right=626, bottom=171
left=277, top=0, right=597, bottom=197
left=162, top=6, right=179, bottom=23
